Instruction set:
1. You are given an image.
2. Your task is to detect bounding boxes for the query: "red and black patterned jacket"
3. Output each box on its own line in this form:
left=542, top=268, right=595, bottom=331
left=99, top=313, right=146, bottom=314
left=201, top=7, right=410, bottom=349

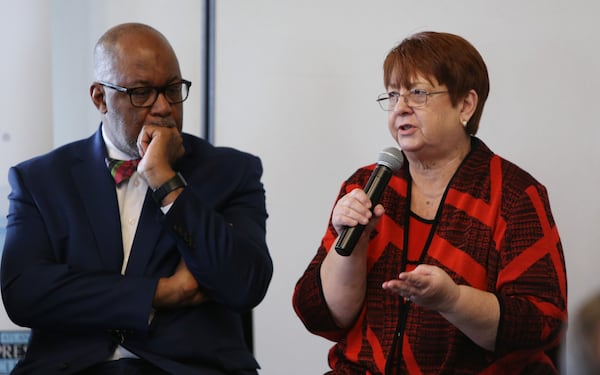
left=293, top=137, right=567, bottom=374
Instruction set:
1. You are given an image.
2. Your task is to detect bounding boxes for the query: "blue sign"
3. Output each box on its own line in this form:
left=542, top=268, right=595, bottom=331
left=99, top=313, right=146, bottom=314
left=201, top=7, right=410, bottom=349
left=0, top=331, right=29, bottom=374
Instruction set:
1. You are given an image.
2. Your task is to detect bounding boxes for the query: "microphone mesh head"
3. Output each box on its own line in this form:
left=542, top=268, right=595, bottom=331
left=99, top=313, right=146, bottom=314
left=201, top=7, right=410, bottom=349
left=377, top=147, right=404, bottom=172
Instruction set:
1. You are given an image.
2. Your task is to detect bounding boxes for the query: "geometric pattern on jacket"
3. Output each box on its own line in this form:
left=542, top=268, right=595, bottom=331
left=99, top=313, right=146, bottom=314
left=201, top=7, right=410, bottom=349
left=293, top=137, right=567, bottom=374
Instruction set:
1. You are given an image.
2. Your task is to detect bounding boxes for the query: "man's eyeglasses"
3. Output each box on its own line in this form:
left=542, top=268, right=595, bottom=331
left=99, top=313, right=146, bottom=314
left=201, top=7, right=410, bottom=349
left=376, top=89, right=448, bottom=111
left=99, top=80, right=192, bottom=108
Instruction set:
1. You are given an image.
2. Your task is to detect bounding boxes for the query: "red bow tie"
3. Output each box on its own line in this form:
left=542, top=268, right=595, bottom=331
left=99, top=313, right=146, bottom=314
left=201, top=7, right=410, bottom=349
left=107, top=158, right=140, bottom=185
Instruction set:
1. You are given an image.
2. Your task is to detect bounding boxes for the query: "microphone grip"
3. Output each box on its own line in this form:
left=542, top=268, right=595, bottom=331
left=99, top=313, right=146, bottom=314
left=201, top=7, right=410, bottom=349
left=334, top=166, right=392, bottom=256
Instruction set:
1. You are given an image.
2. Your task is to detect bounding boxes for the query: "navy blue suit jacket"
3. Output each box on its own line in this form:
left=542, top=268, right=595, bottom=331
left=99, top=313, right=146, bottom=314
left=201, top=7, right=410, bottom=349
left=1, top=126, right=273, bottom=374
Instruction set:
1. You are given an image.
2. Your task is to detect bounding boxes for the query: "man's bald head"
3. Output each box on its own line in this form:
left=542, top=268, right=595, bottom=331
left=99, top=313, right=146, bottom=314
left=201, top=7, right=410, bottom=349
left=93, top=23, right=179, bottom=82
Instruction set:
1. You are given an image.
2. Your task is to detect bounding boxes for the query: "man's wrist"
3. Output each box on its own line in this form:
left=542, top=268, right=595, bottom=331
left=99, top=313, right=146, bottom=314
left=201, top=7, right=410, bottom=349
left=152, top=172, right=187, bottom=204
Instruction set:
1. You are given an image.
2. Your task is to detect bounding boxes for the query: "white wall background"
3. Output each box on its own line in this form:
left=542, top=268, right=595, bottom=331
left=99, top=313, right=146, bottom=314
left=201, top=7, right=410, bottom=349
left=0, top=0, right=53, bottom=331
left=1, top=1, right=599, bottom=374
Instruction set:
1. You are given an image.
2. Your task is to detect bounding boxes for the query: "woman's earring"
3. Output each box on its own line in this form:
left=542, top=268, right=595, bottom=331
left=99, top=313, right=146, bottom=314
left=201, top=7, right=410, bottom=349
left=461, top=119, right=468, bottom=127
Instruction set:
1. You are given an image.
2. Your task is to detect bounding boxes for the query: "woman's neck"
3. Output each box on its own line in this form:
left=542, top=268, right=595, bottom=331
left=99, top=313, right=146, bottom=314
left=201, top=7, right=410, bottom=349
left=407, top=139, right=471, bottom=218
left=410, top=142, right=469, bottom=185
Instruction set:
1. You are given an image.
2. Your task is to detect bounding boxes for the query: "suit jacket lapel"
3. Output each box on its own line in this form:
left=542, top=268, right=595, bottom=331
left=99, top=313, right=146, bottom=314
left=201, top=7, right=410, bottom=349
left=125, top=190, right=166, bottom=276
left=71, top=128, right=124, bottom=272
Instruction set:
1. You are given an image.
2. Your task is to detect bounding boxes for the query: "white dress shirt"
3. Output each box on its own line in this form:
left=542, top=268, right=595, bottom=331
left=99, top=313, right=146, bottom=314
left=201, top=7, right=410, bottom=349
left=102, top=127, right=147, bottom=360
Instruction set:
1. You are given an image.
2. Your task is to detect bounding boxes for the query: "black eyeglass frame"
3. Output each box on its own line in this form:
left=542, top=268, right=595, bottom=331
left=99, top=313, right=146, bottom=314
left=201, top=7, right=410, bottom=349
left=99, top=79, right=192, bottom=108
left=376, top=89, right=448, bottom=111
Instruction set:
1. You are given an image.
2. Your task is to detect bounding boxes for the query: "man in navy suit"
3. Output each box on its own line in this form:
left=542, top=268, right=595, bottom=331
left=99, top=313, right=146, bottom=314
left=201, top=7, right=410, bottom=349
left=0, top=22, right=273, bottom=374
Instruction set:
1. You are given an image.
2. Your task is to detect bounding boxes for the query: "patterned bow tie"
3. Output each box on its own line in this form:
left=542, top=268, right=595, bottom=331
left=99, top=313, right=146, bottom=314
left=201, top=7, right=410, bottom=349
left=106, top=158, right=140, bottom=185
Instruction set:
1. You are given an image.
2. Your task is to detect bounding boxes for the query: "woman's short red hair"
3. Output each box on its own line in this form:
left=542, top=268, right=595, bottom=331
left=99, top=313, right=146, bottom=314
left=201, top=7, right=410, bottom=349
left=383, top=31, right=489, bottom=135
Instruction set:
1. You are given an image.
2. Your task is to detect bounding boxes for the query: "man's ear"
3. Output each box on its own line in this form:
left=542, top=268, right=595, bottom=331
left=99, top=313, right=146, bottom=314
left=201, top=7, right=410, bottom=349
left=90, top=83, right=107, bottom=114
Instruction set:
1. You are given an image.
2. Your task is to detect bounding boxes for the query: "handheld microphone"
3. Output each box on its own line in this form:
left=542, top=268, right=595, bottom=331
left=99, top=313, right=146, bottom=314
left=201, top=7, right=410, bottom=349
left=334, top=147, right=404, bottom=256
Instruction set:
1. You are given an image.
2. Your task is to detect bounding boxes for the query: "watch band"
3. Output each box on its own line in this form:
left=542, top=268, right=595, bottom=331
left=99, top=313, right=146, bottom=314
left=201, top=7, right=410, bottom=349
left=152, top=172, right=187, bottom=203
